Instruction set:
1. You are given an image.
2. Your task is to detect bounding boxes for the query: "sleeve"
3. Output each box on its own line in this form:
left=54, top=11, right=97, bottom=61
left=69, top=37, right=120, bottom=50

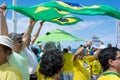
left=3, top=69, right=23, bottom=80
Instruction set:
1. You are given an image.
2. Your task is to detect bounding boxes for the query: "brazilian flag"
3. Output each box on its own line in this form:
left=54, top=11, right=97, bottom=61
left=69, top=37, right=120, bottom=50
left=7, top=4, right=82, bottom=25
left=41, top=1, right=120, bottom=19
left=49, top=17, right=83, bottom=25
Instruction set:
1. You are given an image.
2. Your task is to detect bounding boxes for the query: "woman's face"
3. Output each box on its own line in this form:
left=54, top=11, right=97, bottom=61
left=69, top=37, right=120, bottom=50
left=14, top=40, right=23, bottom=52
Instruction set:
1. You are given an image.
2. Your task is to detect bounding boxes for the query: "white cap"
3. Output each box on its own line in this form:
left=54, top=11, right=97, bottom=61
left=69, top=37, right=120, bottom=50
left=0, top=35, right=13, bottom=49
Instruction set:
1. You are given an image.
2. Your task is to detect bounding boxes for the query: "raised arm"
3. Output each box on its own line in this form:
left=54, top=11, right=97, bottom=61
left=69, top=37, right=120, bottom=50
left=31, top=20, right=44, bottom=44
left=93, top=49, right=101, bottom=59
left=22, top=19, right=37, bottom=50
left=73, top=41, right=92, bottom=61
left=0, top=3, right=8, bottom=35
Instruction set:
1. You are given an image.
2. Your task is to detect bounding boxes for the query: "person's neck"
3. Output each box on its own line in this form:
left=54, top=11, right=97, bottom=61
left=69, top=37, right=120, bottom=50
left=13, top=49, right=21, bottom=53
left=52, top=74, right=60, bottom=80
left=106, top=68, right=120, bottom=74
left=0, top=60, right=8, bottom=65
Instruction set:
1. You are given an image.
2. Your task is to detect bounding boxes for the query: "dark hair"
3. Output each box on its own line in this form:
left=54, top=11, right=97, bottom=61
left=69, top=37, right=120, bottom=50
left=107, top=43, right=112, bottom=48
left=63, top=48, right=68, bottom=53
left=98, top=47, right=119, bottom=71
left=39, top=49, right=63, bottom=77
left=21, top=32, right=31, bottom=38
left=31, top=47, right=39, bottom=55
left=8, top=33, right=23, bottom=43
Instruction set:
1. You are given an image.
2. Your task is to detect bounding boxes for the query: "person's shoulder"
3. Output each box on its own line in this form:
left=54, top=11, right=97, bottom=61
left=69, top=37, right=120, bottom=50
left=98, top=72, right=120, bottom=80
left=6, top=65, right=23, bottom=80
left=10, top=52, right=25, bottom=61
left=98, top=75, right=120, bottom=80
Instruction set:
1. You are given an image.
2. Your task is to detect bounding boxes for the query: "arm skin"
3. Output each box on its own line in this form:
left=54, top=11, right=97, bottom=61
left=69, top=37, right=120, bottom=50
left=73, top=41, right=101, bottom=61
left=73, top=41, right=92, bottom=61
left=31, top=20, right=44, bottom=44
left=0, top=3, right=8, bottom=36
left=22, top=19, right=37, bottom=50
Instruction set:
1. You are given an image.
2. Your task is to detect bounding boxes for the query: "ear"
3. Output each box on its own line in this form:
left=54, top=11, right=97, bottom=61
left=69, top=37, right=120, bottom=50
left=108, top=59, right=114, bottom=66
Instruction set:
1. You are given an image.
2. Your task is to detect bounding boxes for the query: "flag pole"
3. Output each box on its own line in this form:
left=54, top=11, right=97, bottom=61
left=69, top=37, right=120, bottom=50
left=116, top=19, right=120, bottom=48
left=12, top=0, right=17, bottom=33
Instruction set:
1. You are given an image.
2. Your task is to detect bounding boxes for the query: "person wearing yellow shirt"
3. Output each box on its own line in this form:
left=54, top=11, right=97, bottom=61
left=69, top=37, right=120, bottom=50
left=73, top=41, right=101, bottom=80
left=78, top=55, right=94, bottom=74
left=0, top=4, right=23, bottom=80
left=0, top=36, right=23, bottom=80
left=97, top=47, right=120, bottom=80
left=90, top=60, right=102, bottom=80
left=38, top=49, right=64, bottom=80
left=62, top=48, right=74, bottom=80
left=0, top=62, right=23, bottom=80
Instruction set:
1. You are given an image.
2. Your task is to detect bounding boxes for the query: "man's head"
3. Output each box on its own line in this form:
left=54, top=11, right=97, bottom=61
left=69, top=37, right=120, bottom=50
left=98, top=47, right=120, bottom=73
left=8, top=33, right=23, bottom=53
left=43, top=41, right=56, bottom=53
left=67, top=45, right=71, bottom=51
left=39, top=49, right=64, bottom=77
left=63, top=48, right=68, bottom=53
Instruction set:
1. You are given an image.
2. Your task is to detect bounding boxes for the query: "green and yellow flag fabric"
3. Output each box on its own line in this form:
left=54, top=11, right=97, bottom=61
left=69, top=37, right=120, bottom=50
left=41, top=1, right=120, bottom=19
left=7, top=5, right=68, bottom=20
left=7, top=1, right=120, bottom=25
left=7, top=4, right=82, bottom=25
left=49, top=17, right=82, bottom=25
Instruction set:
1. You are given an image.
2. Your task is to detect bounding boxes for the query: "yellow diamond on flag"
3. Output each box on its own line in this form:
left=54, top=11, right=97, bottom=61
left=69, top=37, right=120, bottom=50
left=34, top=6, right=50, bottom=13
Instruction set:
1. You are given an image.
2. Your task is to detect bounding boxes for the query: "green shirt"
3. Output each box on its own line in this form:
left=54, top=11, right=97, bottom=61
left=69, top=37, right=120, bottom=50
left=10, top=51, right=29, bottom=80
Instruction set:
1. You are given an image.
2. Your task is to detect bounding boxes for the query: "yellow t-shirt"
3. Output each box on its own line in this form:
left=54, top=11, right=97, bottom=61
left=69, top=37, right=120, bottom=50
left=44, top=77, right=54, bottom=80
left=97, top=72, right=120, bottom=80
left=0, top=62, right=23, bottom=80
left=37, top=64, right=44, bottom=80
left=37, top=63, right=62, bottom=80
left=90, top=60, right=102, bottom=75
left=78, top=56, right=94, bottom=73
left=73, top=59, right=91, bottom=80
left=63, top=53, right=73, bottom=73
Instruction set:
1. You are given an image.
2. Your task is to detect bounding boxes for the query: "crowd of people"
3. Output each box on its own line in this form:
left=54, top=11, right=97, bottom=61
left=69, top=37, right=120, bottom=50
left=0, top=3, right=120, bottom=80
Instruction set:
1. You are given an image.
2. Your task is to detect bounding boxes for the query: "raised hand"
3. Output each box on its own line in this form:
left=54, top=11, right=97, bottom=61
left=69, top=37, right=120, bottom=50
left=29, top=18, right=37, bottom=25
left=40, top=20, right=44, bottom=26
left=0, top=2, right=7, bottom=16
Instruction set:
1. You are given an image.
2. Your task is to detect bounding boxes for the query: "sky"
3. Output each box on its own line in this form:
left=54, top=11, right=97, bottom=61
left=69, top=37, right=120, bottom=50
left=0, top=0, right=120, bottom=49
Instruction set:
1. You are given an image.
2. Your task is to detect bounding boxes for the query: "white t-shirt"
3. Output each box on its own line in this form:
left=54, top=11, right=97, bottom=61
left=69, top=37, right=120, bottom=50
left=24, top=44, right=38, bottom=74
